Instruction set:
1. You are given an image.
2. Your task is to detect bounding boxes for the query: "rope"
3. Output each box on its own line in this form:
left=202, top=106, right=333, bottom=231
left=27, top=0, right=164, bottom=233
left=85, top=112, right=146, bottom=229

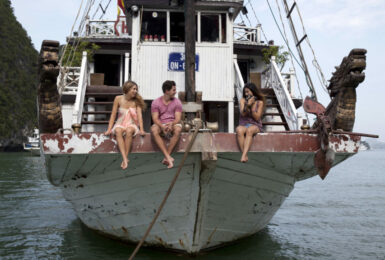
left=128, top=122, right=203, bottom=260
left=59, top=0, right=85, bottom=66
left=293, top=1, right=329, bottom=95
left=266, top=0, right=305, bottom=72
left=247, top=0, right=268, bottom=43
left=66, top=0, right=96, bottom=67
left=274, top=0, right=310, bottom=123
left=91, top=0, right=104, bottom=19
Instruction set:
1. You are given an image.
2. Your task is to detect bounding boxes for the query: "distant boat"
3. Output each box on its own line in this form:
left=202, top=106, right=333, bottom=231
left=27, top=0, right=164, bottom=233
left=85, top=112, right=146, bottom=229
left=23, top=128, right=40, bottom=156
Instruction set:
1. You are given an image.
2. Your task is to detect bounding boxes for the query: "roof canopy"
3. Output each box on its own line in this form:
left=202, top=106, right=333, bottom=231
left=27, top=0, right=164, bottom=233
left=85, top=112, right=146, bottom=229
left=123, top=0, right=244, bottom=10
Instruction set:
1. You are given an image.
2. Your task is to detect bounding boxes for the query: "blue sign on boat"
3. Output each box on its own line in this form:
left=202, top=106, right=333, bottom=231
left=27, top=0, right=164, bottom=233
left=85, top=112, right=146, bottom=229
left=168, top=52, right=199, bottom=72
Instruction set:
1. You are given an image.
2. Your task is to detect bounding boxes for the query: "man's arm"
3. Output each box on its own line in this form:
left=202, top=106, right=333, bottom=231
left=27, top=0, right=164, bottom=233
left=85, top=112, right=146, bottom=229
left=152, top=112, right=164, bottom=128
left=171, top=111, right=182, bottom=126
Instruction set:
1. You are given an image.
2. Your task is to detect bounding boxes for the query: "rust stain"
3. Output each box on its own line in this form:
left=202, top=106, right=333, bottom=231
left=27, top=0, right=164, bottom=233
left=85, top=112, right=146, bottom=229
left=154, top=235, right=167, bottom=247
left=206, top=227, right=217, bottom=245
left=179, top=238, right=185, bottom=248
left=121, top=226, right=128, bottom=233
left=67, top=148, right=74, bottom=153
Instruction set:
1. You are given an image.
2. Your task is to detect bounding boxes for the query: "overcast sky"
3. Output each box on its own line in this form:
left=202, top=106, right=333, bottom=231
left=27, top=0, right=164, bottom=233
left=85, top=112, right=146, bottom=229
left=10, top=0, right=385, bottom=141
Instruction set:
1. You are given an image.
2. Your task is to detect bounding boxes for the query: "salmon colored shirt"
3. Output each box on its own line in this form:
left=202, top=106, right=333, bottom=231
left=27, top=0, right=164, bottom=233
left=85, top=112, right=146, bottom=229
left=151, top=97, right=183, bottom=124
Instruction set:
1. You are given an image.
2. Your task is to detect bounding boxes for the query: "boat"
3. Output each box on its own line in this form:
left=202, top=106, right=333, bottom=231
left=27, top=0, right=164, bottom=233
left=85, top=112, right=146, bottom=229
left=23, top=128, right=40, bottom=156
left=37, top=0, right=377, bottom=254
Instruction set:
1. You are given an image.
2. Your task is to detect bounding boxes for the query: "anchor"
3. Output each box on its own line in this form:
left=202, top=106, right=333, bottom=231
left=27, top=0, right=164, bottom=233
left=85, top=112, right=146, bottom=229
left=303, top=97, right=335, bottom=179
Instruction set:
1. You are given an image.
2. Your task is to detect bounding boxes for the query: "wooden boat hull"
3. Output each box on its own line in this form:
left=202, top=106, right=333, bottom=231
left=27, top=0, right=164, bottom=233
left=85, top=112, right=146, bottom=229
left=41, top=132, right=359, bottom=253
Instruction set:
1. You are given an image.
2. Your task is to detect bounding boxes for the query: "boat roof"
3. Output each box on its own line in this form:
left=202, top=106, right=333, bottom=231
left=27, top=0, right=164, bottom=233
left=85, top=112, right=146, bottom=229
left=123, top=0, right=244, bottom=9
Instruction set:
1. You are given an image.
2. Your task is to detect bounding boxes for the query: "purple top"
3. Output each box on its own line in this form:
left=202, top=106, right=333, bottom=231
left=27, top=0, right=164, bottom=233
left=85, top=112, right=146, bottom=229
left=239, top=100, right=263, bottom=131
left=151, top=96, right=183, bottom=124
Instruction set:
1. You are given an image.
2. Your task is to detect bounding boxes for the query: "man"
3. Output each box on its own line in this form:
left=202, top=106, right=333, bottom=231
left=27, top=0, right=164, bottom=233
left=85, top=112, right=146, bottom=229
left=151, top=80, right=183, bottom=168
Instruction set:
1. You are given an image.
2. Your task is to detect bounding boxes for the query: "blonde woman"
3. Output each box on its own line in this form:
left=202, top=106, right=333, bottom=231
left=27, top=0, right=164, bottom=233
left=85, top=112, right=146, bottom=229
left=105, top=81, right=146, bottom=169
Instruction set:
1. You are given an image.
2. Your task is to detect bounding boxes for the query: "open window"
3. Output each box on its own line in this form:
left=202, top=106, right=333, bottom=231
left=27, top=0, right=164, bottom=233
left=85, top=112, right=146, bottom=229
left=170, top=12, right=184, bottom=42
left=141, top=11, right=167, bottom=42
left=201, top=14, right=218, bottom=42
left=170, top=12, right=198, bottom=42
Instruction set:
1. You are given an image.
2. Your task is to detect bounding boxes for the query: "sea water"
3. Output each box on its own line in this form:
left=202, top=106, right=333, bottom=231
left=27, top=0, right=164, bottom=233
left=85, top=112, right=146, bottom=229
left=0, top=150, right=384, bottom=259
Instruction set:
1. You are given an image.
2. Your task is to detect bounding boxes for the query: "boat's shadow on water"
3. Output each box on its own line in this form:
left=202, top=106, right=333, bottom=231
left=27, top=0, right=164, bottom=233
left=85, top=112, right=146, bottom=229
left=59, top=219, right=293, bottom=259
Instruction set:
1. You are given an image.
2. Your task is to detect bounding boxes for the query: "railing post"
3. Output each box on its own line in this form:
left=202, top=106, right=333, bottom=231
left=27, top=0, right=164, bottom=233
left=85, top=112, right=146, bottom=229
left=289, top=67, right=295, bottom=97
left=125, top=52, right=130, bottom=82
left=233, top=54, right=244, bottom=102
left=228, top=101, right=234, bottom=133
left=256, top=24, right=261, bottom=44
left=85, top=17, right=90, bottom=36
left=72, top=51, right=88, bottom=126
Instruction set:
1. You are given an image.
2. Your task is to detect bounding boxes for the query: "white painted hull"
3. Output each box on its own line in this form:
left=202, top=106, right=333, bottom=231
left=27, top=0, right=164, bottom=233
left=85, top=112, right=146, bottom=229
left=44, top=143, right=353, bottom=253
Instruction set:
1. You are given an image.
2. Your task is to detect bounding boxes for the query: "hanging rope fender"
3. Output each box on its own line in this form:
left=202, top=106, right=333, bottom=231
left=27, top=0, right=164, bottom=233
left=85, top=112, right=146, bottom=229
left=128, top=121, right=203, bottom=260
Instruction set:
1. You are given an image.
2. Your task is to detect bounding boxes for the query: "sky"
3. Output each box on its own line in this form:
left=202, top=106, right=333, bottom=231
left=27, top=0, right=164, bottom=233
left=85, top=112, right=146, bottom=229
left=10, top=0, right=385, bottom=141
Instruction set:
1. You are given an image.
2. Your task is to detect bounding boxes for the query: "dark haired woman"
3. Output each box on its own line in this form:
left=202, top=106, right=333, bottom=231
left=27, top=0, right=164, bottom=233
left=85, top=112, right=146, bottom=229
left=236, top=83, right=266, bottom=162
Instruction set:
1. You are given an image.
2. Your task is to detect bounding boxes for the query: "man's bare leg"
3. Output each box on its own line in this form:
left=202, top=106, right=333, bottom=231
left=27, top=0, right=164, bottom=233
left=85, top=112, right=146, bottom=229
left=151, top=125, right=174, bottom=168
left=167, top=125, right=182, bottom=155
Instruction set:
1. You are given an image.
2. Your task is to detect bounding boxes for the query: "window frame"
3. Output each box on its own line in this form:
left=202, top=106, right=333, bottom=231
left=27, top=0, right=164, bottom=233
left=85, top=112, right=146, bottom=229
left=139, top=9, right=229, bottom=46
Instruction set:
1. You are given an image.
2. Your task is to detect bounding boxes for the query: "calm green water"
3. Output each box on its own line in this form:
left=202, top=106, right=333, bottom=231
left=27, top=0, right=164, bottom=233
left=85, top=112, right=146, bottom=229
left=1, top=151, right=384, bottom=259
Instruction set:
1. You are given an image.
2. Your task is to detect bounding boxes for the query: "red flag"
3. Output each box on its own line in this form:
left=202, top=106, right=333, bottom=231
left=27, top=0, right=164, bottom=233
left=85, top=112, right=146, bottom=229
left=117, top=0, right=125, bottom=16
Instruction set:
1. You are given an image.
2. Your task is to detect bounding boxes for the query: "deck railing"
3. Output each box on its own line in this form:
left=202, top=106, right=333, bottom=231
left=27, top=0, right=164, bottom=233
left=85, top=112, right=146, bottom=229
left=266, top=56, right=299, bottom=130
left=58, top=67, right=81, bottom=95
left=84, top=17, right=131, bottom=38
left=233, top=24, right=262, bottom=45
left=72, top=52, right=89, bottom=125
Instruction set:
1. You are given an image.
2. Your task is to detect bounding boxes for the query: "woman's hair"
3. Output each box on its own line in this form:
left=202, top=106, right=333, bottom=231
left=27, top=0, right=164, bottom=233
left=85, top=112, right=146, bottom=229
left=242, top=82, right=266, bottom=110
left=122, top=81, right=146, bottom=110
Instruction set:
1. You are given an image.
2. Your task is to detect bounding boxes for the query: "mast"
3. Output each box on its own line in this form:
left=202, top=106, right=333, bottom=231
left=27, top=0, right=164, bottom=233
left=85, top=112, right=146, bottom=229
left=184, top=0, right=196, bottom=120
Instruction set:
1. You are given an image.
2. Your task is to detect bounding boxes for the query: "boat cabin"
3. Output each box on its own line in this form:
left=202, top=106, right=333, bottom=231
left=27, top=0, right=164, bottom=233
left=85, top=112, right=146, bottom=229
left=60, top=0, right=302, bottom=134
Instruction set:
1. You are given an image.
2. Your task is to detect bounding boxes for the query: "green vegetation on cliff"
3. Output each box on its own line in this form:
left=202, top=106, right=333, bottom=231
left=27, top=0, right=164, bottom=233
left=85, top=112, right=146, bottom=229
left=0, top=0, right=38, bottom=147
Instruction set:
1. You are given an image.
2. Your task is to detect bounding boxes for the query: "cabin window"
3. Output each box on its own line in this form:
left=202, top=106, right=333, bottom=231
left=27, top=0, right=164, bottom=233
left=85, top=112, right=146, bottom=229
left=141, top=11, right=167, bottom=42
left=170, top=12, right=184, bottom=42
left=170, top=12, right=198, bottom=42
left=221, top=14, right=227, bottom=43
left=201, top=14, right=224, bottom=43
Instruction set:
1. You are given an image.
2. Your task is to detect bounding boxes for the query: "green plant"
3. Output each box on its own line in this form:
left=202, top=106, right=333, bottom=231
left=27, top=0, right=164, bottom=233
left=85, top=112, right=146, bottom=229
left=60, top=40, right=100, bottom=67
left=262, top=46, right=289, bottom=70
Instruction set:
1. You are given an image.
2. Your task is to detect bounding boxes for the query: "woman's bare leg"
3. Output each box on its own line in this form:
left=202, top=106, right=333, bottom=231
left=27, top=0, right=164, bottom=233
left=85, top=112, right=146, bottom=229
left=236, top=126, right=247, bottom=152
left=115, top=128, right=128, bottom=169
left=123, top=127, right=135, bottom=165
left=241, top=126, right=260, bottom=163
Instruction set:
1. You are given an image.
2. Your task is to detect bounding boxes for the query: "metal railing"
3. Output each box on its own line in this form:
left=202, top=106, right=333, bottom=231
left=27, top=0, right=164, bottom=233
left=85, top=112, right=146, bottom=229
left=266, top=56, right=298, bottom=130
left=72, top=52, right=89, bottom=125
left=233, top=24, right=262, bottom=45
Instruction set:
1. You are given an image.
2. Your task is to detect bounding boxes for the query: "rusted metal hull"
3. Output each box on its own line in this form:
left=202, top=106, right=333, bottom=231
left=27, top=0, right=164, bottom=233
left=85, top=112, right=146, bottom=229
left=41, top=132, right=359, bottom=253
